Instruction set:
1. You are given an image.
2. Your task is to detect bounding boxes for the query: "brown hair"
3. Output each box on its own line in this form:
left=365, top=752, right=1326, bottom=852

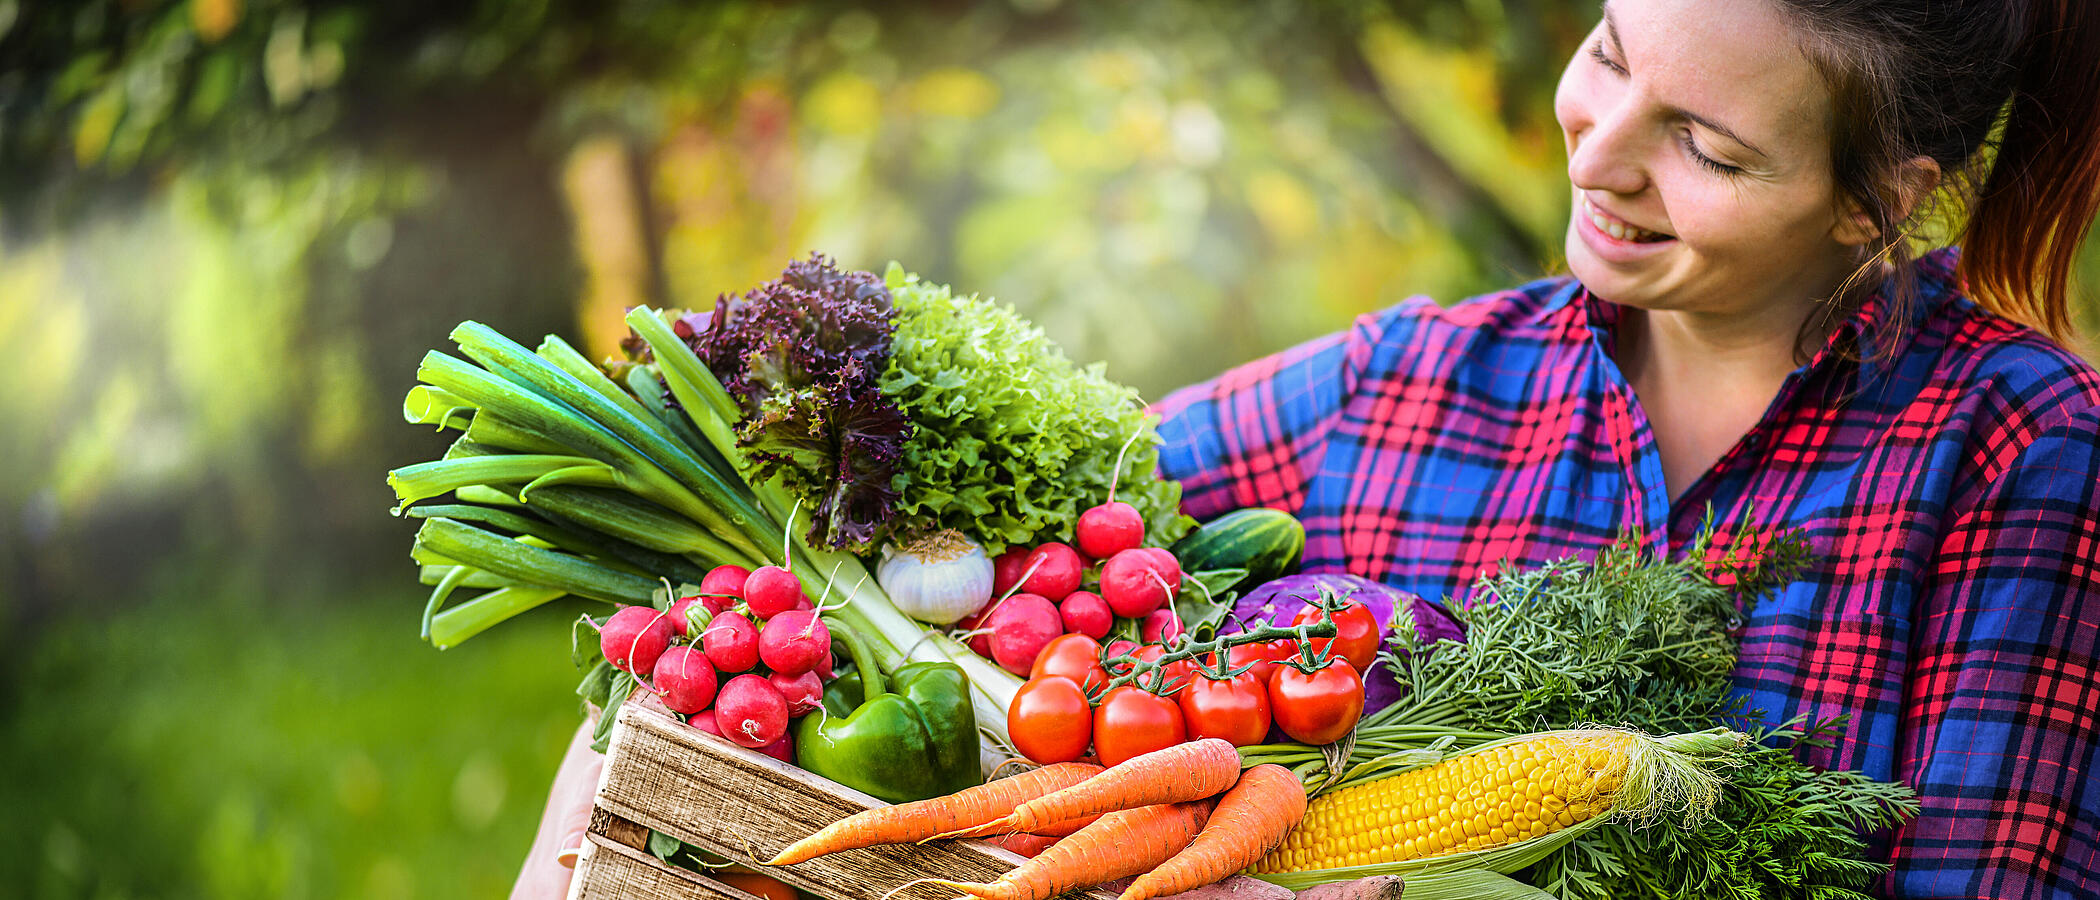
left=1776, top=0, right=2100, bottom=342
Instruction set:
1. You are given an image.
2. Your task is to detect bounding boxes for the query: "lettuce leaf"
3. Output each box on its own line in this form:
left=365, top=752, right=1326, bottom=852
left=881, top=264, right=1194, bottom=551
left=685, top=254, right=910, bottom=552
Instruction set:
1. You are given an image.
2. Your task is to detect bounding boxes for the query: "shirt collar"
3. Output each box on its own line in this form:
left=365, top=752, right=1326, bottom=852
left=1564, top=246, right=1962, bottom=384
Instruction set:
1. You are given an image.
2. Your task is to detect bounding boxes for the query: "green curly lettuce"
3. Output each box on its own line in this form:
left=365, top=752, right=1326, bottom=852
left=880, top=264, right=1194, bottom=551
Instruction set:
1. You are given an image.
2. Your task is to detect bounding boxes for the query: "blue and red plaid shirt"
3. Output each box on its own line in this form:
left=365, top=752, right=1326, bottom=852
left=1153, top=248, right=2100, bottom=899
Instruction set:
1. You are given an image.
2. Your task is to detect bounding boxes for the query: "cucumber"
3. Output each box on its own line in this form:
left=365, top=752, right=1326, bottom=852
left=1169, top=507, right=1305, bottom=587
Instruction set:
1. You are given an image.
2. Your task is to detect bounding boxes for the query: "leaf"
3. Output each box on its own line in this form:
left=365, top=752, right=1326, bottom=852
left=571, top=615, right=603, bottom=669
left=1173, top=567, right=1244, bottom=641
left=647, top=830, right=682, bottom=860
left=590, top=672, right=636, bottom=753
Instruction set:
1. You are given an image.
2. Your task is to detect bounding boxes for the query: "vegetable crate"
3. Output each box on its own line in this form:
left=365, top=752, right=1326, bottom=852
left=570, top=698, right=1113, bottom=900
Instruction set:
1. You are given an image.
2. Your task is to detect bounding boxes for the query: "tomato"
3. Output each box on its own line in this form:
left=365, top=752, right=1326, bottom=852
left=1293, top=600, right=1382, bottom=673
left=1009, top=676, right=1094, bottom=764
left=715, top=871, right=800, bottom=900
left=1029, top=634, right=1109, bottom=694
left=1133, top=643, right=1198, bottom=696
left=1220, top=639, right=1294, bottom=685
left=1178, top=672, right=1273, bottom=746
left=1093, top=685, right=1187, bottom=766
left=1269, top=660, right=1365, bottom=745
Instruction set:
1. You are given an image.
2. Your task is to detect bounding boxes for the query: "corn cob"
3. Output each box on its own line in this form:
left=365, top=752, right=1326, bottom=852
left=1253, top=728, right=1740, bottom=875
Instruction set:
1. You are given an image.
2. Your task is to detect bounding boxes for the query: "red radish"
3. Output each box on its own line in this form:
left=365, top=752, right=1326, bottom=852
left=651, top=646, right=719, bottom=715
left=701, top=611, right=761, bottom=673
left=600, top=606, right=676, bottom=675
left=1075, top=501, right=1145, bottom=559
left=699, top=564, right=752, bottom=603
left=1100, top=549, right=1178, bottom=618
left=743, top=565, right=805, bottom=619
left=1142, top=606, right=1186, bottom=645
left=757, top=734, right=794, bottom=764
left=1019, top=543, right=1084, bottom=601
left=758, top=609, right=831, bottom=677
left=714, top=674, right=789, bottom=748
left=769, top=669, right=824, bottom=717
left=992, top=547, right=1031, bottom=596
left=689, top=710, right=723, bottom=736
left=795, top=594, right=814, bottom=611
left=1103, top=638, right=1140, bottom=675
left=815, top=647, right=836, bottom=680
left=956, top=605, right=996, bottom=657
left=668, top=595, right=712, bottom=636
left=985, top=593, right=1063, bottom=676
left=1059, top=590, right=1113, bottom=639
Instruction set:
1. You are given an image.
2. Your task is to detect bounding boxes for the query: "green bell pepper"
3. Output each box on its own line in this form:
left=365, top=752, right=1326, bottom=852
left=795, top=619, right=981, bottom=804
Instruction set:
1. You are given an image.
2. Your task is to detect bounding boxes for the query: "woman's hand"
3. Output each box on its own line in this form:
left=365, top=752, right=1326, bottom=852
left=510, top=713, right=606, bottom=900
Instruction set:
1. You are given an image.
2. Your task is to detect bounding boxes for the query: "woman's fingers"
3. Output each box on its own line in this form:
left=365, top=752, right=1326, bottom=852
left=553, top=745, right=607, bottom=866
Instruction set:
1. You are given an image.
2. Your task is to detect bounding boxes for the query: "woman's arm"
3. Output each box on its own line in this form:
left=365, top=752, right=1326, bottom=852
left=1888, top=407, right=2100, bottom=898
left=512, top=716, right=605, bottom=900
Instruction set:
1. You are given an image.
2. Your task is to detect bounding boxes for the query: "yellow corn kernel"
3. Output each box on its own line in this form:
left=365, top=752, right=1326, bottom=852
left=1252, top=731, right=1640, bottom=874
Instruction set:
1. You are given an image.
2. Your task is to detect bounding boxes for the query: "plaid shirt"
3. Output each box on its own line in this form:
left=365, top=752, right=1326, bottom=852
left=1153, top=248, right=2100, bottom=899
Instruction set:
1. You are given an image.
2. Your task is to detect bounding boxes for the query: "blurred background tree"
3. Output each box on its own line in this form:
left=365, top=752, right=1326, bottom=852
left=2, top=1, right=2093, bottom=897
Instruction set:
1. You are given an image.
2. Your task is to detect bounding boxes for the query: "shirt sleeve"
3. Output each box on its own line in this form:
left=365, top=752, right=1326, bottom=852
left=1150, top=306, right=1404, bottom=521
left=1887, top=406, right=2100, bottom=899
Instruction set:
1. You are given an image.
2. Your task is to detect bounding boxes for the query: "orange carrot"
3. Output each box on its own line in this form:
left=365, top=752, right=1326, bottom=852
left=994, top=738, right=1241, bottom=834
left=927, top=801, right=1213, bottom=900
left=980, top=832, right=1062, bottom=858
left=940, top=810, right=1102, bottom=840
left=764, top=762, right=1102, bottom=866
left=1117, top=764, right=1307, bottom=900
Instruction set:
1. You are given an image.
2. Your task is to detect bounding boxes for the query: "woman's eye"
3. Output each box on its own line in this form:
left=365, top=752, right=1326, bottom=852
left=1588, top=42, right=1627, bottom=75
left=1681, top=132, right=1744, bottom=176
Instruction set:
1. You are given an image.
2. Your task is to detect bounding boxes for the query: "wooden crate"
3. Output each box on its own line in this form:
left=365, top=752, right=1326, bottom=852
left=570, top=698, right=1114, bottom=900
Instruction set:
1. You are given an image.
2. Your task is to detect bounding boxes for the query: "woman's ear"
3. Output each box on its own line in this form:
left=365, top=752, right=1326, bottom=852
left=1832, top=156, right=1942, bottom=246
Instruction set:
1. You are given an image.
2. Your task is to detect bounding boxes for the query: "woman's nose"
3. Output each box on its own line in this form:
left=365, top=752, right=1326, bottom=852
left=1566, top=101, right=1649, bottom=196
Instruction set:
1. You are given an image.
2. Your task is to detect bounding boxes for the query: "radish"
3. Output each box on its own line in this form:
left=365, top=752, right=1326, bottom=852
left=699, top=564, right=752, bottom=604
left=1019, top=543, right=1084, bottom=601
left=744, top=565, right=805, bottom=619
left=1100, top=548, right=1178, bottom=618
left=1103, top=638, right=1140, bottom=675
left=714, top=674, right=789, bottom=748
left=651, top=645, right=719, bottom=715
left=1075, top=501, right=1145, bottom=559
left=688, top=710, right=723, bottom=736
left=1141, top=605, right=1185, bottom=645
left=991, top=547, right=1031, bottom=596
left=769, top=669, right=824, bottom=717
left=757, top=609, right=831, bottom=677
left=956, top=604, right=996, bottom=658
left=1059, top=590, right=1114, bottom=639
left=985, top=593, right=1062, bottom=676
left=756, top=733, right=794, bottom=764
left=668, top=595, right=713, bottom=637
left=600, top=605, right=676, bottom=675
left=1078, top=429, right=1150, bottom=559
left=701, top=611, right=761, bottom=673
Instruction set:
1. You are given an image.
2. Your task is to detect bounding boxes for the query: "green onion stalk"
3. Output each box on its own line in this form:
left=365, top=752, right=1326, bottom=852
left=386, top=313, right=1023, bottom=749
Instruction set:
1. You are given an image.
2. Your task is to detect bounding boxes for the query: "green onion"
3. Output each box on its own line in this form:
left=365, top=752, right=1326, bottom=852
left=429, top=586, right=568, bottom=650
left=412, top=517, right=656, bottom=605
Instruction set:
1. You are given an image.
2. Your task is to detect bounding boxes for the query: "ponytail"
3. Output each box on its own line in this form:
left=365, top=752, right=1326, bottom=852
left=1960, top=0, right=2100, bottom=342
left=1777, top=0, right=2100, bottom=345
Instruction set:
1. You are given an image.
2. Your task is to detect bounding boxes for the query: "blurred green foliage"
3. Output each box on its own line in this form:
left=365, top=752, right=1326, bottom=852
left=1, top=0, right=2095, bottom=897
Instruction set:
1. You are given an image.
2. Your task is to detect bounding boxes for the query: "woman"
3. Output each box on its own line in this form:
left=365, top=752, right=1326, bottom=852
left=521, top=0, right=2100, bottom=896
left=1154, top=0, right=2100, bottom=896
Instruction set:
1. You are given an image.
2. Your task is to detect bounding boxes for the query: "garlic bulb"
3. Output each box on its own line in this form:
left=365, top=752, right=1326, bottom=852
left=877, top=530, right=995, bottom=625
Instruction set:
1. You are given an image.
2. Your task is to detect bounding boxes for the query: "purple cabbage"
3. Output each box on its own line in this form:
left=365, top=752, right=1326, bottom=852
left=1227, top=573, right=1464, bottom=715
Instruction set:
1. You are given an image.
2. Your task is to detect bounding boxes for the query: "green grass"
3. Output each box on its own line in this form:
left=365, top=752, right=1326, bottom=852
left=0, top=562, right=599, bottom=899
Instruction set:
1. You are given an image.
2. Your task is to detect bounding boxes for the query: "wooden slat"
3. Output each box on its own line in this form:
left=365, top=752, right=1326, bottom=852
left=569, top=832, right=772, bottom=900
left=585, top=698, right=1113, bottom=900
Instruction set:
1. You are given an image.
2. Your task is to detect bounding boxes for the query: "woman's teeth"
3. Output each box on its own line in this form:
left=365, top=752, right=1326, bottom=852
left=1585, top=200, right=1670, bottom=243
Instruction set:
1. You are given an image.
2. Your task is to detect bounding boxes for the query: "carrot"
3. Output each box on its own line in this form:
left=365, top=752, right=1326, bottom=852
left=993, top=738, right=1241, bottom=834
left=1117, top=764, right=1307, bottom=900
left=939, top=811, right=1100, bottom=840
left=925, top=801, right=1213, bottom=900
left=980, top=832, right=1062, bottom=858
left=764, top=762, right=1101, bottom=866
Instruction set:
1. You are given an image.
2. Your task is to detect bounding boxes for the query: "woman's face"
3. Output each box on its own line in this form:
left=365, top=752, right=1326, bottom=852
left=1554, top=0, right=1867, bottom=320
